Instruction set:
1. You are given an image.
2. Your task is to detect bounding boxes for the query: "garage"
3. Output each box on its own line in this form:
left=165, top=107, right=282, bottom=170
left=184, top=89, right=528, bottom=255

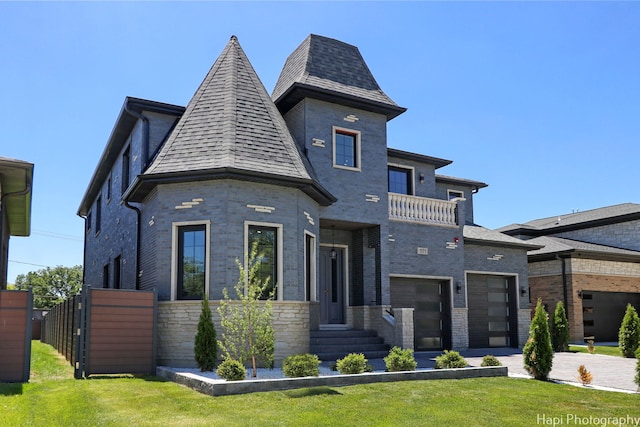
left=390, top=278, right=451, bottom=350
left=467, top=274, right=518, bottom=348
left=581, top=291, right=640, bottom=342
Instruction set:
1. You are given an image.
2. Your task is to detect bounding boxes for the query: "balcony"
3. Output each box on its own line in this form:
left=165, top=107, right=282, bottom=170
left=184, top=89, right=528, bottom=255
left=388, top=193, right=458, bottom=226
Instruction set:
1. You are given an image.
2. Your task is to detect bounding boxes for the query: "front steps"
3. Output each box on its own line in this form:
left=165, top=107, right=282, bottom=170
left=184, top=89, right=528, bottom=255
left=310, top=329, right=390, bottom=361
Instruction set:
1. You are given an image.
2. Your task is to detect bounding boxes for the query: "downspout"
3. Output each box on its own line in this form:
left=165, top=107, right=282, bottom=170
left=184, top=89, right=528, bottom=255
left=124, top=200, right=141, bottom=290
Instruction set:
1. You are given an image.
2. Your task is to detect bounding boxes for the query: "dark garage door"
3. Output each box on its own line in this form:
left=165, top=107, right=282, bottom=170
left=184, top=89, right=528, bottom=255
left=467, top=274, right=518, bottom=348
left=581, top=291, right=640, bottom=342
left=391, top=278, right=451, bottom=350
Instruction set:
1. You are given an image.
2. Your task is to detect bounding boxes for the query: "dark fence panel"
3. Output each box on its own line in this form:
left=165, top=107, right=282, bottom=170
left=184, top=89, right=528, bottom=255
left=0, top=289, right=32, bottom=383
left=42, top=286, right=156, bottom=378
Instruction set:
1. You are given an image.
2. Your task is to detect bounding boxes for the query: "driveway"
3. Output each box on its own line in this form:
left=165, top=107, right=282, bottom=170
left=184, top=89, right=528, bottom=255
left=390, top=348, right=639, bottom=393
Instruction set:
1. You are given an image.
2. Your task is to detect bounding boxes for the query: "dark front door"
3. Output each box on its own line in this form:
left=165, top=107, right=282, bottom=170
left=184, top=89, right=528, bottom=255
left=319, top=247, right=345, bottom=324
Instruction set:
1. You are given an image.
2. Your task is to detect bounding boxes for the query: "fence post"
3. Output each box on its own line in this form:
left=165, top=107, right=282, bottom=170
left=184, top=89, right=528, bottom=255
left=74, top=285, right=91, bottom=379
left=23, top=288, right=34, bottom=382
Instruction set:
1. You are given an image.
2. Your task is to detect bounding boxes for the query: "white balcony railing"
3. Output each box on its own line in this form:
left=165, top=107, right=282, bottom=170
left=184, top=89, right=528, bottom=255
left=388, top=193, right=458, bottom=226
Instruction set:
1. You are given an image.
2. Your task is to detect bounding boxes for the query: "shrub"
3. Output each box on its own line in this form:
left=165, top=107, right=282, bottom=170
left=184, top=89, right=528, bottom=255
left=635, top=348, right=640, bottom=388
left=577, top=365, right=593, bottom=386
left=551, top=301, right=570, bottom=352
left=434, top=350, right=468, bottom=369
left=194, top=298, right=217, bottom=372
left=523, top=299, right=554, bottom=380
left=480, top=355, right=502, bottom=367
left=587, top=340, right=596, bottom=354
left=216, top=359, right=246, bottom=381
left=384, top=347, right=418, bottom=372
left=336, top=353, right=368, bottom=374
left=618, top=304, right=640, bottom=358
left=282, top=353, right=321, bottom=378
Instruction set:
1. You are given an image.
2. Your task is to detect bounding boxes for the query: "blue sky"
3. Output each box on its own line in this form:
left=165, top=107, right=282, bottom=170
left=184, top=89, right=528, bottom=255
left=2, top=2, right=639, bottom=284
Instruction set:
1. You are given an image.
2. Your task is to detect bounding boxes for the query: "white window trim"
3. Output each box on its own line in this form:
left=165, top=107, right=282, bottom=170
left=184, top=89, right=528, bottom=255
left=387, top=163, right=415, bottom=195
left=244, top=221, right=284, bottom=301
left=171, top=220, right=211, bottom=301
left=332, top=126, right=361, bottom=171
left=304, top=230, right=317, bottom=302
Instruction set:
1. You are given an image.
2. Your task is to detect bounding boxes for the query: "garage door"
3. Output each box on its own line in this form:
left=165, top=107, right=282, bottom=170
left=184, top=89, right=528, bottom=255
left=467, top=274, right=518, bottom=348
left=391, top=278, right=451, bottom=350
left=581, top=291, right=640, bottom=342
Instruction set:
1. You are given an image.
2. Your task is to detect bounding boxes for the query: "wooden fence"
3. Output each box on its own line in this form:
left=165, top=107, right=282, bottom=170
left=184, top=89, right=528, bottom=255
left=0, top=289, right=32, bottom=383
left=41, top=286, right=157, bottom=379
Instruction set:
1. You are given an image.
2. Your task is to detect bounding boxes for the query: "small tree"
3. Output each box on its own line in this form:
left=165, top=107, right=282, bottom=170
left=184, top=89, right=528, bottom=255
left=523, top=299, right=554, bottom=380
left=551, top=300, right=570, bottom=352
left=618, top=304, right=640, bottom=358
left=217, top=244, right=275, bottom=378
left=194, top=298, right=217, bottom=372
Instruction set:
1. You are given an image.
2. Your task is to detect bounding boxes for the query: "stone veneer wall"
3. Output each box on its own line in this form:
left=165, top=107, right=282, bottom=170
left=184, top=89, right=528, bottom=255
left=157, top=301, right=310, bottom=368
left=347, top=305, right=414, bottom=350
left=452, top=307, right=469, bottom=350
left=517, top=309, right=531, bottom=347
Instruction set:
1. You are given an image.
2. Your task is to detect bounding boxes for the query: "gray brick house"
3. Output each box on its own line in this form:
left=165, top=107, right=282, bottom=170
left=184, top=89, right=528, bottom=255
left=78, top=35, right=537, bottom=366
left=500, top=203, right=640, bottom=343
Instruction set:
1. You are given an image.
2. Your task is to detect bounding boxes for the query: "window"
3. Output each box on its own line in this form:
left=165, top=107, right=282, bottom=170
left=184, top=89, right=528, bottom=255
left=388, top=166, right=413, bottom=195
left=113, top=255, right=121, bottom=289
left=107, top=174, right=112, bottom=202
left=304, top=232, right=316, bottom=302
left=86, top=211, right=92, bottom=231
left=447, top=190, right=464, bottom=201
left=121, top=146, right=130, bottom=195
left=248, top=225, right=278, bottom=299
left=103, top=263, right=109, bottom=288
left=95, top=195, right=102, bottom=234
left=177, top=225, right=206, bottom=299
left=333, top=127, right=360, bottom=170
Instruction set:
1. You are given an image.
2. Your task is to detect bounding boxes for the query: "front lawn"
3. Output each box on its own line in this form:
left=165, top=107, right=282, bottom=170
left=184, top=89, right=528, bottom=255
left=0, top=341, right=637, bottom=426
left=569, top=345, right=623, bottom=357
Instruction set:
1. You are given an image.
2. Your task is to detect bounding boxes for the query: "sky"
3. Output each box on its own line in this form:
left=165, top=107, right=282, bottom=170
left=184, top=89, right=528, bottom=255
left=2, top=1, right=639, bottom=284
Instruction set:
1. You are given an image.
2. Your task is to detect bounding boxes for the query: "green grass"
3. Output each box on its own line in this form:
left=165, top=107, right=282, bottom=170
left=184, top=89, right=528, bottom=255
left=569, top=344, right=623, bottom=357
left=1, top=341, right=637, bottom=427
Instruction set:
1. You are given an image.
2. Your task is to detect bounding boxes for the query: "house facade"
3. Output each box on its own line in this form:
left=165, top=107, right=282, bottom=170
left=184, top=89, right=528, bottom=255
left=500, top=203, right=640, bottom=343
left=78, top=35, right=536, bottom=366
left=0, top=156, right=33, bottom=290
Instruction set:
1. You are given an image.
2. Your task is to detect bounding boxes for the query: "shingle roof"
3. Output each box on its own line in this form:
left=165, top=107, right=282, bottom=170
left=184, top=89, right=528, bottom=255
left=463, top=225, right=543, bottom=250
left=527, top=236, right=640, bottom=259
left=498, top=203, right=640, bottom=234
left=272, top=34, right=406, bottom=120
left=139, top=36, right=334, bottom=205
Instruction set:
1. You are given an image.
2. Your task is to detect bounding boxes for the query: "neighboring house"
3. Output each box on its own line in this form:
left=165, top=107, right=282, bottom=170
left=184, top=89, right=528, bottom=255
left=499, top=203, right=640, bottom=342
left=78, top=34, right=537, bottom=366
left=0, top=157, right=33, bottom=290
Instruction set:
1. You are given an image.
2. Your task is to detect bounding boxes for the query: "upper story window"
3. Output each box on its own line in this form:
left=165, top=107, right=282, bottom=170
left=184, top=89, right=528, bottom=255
left=333, top=127, right=361, bottom=171
left=448, top=190, right=464, bottom=201
left=388, top=165, right=414, bottom=195
left=95, top=195, right=102, bottom=234
left=121, top=146, right=130, bottom=195
left=106, top=174, right=112, bottom=202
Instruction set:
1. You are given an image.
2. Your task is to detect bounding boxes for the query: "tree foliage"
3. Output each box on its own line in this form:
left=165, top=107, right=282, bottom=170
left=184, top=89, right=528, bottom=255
left=14, top=265, right=83, bottom=309
left=551, top=300, right=570, bottom=352
left=217, top=244, right=275, bottom=378
left=523, top=299, right=554, bottom=380
left=618, top=304, right=640, bottom=358
left=194, top=298, right=217, bottom=372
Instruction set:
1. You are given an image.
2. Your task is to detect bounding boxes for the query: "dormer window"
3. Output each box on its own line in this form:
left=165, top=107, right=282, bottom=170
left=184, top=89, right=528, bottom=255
left=388, top=165, right=414, bottom=195
left=333, top=127, right=361, bottom=171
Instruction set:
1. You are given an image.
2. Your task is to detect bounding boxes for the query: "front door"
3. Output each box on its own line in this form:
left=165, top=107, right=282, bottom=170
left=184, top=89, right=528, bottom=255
left=319, top=247, right=345, bottom=324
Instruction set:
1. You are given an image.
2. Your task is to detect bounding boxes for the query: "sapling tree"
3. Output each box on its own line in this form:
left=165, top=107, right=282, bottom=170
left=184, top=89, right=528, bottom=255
left=194, top=297, right=217, bottom=371
left=551, top=300, right=570, bottom=352
left=618, top=303, right=640, bottom=358
left=217, top=243, right=275, bottom=378
left=523, top=299, right=554, bottom=380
